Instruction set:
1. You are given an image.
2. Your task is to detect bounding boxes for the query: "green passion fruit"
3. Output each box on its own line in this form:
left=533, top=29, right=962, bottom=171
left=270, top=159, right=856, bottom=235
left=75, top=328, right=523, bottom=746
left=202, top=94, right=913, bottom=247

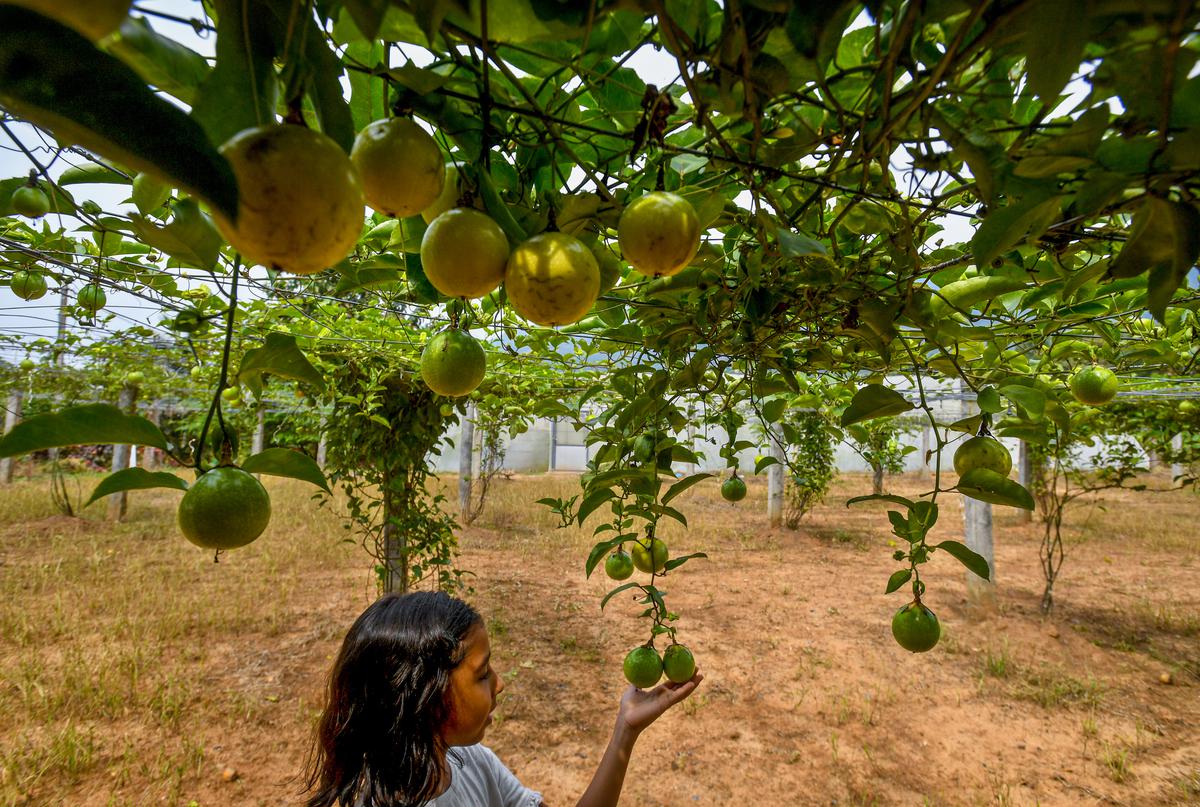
left=76, top=283, right=106, bottom=312
left=605, top=549, right=634, bottom=581
left=504, top=232, right=600, bottom=326
left=1070, top=365, right=1119, bottom=406
left=9, top=270, right=48, bottom=301
left=351, top=118, right=445, bottom=218
left=630, top=536, right=668, bottom=574
left=623, top=645, right=663, bottom=689
left=662, top=644, right=696, bottom=683
left=11, top=186, right=50, bottom=218
left=420, top=208, right=510, bottom=299
left=721, top=474, right=747, bottom=502
left=177, top=466, right=271, bottom=550
left=891, top=601, right=941, bottom=653
left=617, top=191, right=701, bottom=278
left=953, top=436, right=1012, bottom=477
left=420, top=329, right=486, bottom=397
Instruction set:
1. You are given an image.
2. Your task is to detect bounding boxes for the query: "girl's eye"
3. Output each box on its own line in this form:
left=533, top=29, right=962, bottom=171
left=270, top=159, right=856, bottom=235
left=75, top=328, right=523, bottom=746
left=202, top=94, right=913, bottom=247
left=479, top=668, right=492, bottom=681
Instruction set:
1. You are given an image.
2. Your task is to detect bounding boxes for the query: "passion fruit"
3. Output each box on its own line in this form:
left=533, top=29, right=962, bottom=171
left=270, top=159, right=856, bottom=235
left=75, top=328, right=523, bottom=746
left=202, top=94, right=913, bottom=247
left=623, top=645, right=663, bottom=689
left=953, top=436, right=1012, bottom=477
left=351, top=118, right=445, bottom=218
left=9, top=270, right=47, bottom=301
left=662, top=643, right=696, bottom=683
left=76, top=283, right=106, bottom=312
left=1070, top=365, right=1118, bottom=406
left=505, top=232, right=600, bottom=326
left=11, top=186, right=50, bottom=218
left=630, top=536, right=668, bottom=574
left=420, top=329, right=486, bottom=397
left=177, top=466, right=271, bottom=550
left=420, top=208, right=509, bottom=298
left=214, top=125, right=364, bottom=275
left=891, top=601, right=941, bottom=653
left=721, top=474, right=747, bottom=502
left=605, top=549, right=634, bottom=581
left=617, top=191, right=701, bottom=278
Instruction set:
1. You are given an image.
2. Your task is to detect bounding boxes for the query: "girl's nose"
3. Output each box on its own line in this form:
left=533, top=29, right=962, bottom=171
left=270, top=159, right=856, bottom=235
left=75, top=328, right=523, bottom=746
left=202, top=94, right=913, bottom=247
left=495, top=670, right=506, bottom=697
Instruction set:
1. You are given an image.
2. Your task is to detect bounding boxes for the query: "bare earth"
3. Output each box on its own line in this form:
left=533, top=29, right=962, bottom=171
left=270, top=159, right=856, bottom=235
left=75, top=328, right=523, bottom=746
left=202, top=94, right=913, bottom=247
left=0, top=471, right=1197, bottom=806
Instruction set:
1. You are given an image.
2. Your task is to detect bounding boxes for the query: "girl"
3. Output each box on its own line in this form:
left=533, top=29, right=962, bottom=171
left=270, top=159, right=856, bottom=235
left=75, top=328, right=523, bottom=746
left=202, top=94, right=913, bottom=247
left=305, top=591, right=703, bottom=807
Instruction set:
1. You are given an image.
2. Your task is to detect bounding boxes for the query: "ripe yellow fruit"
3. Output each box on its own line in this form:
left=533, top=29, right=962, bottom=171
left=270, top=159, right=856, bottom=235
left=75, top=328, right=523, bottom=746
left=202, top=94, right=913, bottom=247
left=351, top=118, right=445, bottom=218
left=505, top=232, right=600, bottom=326
left=618, top=191, right=701, bottom=278
left=5, top=0, right=131, bottom=40
left=420, top=208, right=510, bottom=298
left=214, top=125, right=364, bottom=275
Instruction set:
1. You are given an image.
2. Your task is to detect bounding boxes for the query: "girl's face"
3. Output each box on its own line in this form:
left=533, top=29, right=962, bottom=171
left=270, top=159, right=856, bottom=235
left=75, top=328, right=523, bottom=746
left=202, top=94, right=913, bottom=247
left=441, top=621, right=504, bottom=746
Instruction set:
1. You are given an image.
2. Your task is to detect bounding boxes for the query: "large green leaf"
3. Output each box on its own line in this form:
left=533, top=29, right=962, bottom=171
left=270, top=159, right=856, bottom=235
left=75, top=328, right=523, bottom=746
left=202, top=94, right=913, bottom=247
left=190, top=0, right=279, bottom=149
left=0, top=404, right=170, bottom=459
left=1109, top=197, right=1200, bottom=322
left=107, top=16, right=210, bottom=103
left=1019, top=0, right=1090, bottom=102
left=241, top=448, right=331, bottom=492
left=237, top=333, right=327, bottom=394
left=129, top=199, right=222, bottom=270
left=935, top=540, right=992, bottom=581
left=971, top=195, right=1061, bottom=268
left=840, top=384, right=914, bottom=426
left=84, top=468, right=188, bottom=507
left=0, top=7, right=238, bottom=221
left=957, top=469, right=1035, bottom=510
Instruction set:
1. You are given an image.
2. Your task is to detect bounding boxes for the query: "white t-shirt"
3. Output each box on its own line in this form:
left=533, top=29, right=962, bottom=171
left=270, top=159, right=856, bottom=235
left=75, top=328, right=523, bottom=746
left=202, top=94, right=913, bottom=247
left=426, top=744, right=542, bottom=807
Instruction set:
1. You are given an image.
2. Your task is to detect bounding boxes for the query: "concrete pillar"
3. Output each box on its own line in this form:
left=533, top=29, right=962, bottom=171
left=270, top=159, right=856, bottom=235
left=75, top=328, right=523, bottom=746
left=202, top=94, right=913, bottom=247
left=960, top=383, right=996, bottom=607
left=142, top=403, right=161, bottom=469
left=459, top=403, right=475, bottom=514
left=316, top=433, right=328, bottom=468
left=1017, top=440, right=1033, bottom=523
left=252, top=407, right=266, bottom=454
left=0, top=389, right=22, bottom=484
left=767, top=423, right=785, bottom=527
left=108, top=384, right=137, bottom=522
left=921, top=425, right=932, bottom=472
left=1171, top=433, right=1183, bottom=483
left=548, top=417, right=557, bottom=471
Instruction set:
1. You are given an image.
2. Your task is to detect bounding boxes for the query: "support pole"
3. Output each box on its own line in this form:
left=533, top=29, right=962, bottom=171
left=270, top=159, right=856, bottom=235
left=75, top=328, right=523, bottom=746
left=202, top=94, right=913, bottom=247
left=960, top=384, right=996, bottom=607
left=767, top=423, right=784, bottom=527
left=548, top=417, right=557, bottom=471
left=1171, top=432, right=1183, bottom=483
left=108, top=384, right=137, bottom=522
left=252, top=407, right=266, bottom=454
left=459, top=403, right=475, bottom=515
left=142, top=403, right=162, bottom=469
left=0, top=389, right=22, bottom=484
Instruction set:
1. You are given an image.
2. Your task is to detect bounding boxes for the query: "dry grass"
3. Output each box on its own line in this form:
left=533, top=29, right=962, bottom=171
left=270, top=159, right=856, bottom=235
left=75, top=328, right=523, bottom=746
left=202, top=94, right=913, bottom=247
left=0, top=468, right=1197, bottom=805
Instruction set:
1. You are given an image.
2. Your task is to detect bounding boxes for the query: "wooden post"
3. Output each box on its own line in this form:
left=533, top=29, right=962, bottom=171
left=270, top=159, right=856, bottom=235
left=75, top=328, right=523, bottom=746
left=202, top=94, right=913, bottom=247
left=0, top=389, right=22, bottom=484
left=108, top=384, right=138, bottom=521
left=459, top=403, right=475, bottom=515
left=960, top=384, right=996, bottom=607
left=767, top=423, right=784, bottom=527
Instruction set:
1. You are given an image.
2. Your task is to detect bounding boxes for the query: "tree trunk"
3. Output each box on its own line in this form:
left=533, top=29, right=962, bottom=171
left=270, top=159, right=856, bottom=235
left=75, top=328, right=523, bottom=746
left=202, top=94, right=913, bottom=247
left=382, top=470, right=408, bottom=594
left=459, top=403, right=475, bottom=517
left=0, top=389, right=22, bottom=484
left=108, top=384, right=138, bottom=522
left=872, top=464, right=884, bottom=495
left=767, top=423, right=785, bottom=527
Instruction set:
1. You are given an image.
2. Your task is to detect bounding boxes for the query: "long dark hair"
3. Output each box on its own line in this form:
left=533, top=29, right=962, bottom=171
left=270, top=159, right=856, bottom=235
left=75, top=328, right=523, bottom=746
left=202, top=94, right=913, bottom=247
left=304, top=591, right=482, bottom=807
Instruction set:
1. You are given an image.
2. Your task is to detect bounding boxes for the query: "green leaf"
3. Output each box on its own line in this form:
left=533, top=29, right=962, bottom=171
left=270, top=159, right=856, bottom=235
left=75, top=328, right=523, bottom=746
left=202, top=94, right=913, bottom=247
left=957, top=469, right=1035, bottom=510
left=884, top=568, right=912, bottom=594
left=190, top=0, right=279, bottom=150
left=84, top=468, right=188, bottom=507
left=1109, top=198, right=1200, bottom=322
left=57, top=161, right=128, bottom=186
left=0, top=404, right=170, bottom=459
left=977, top=386, right=1003, bottom=414
left=662, top=472, right=713, bottom=505
left=293, top=9, right=356, bottom=153
left=935, top=540, right=992, bottom=581
left=932, top=274, right=1028, bottom=317
left=585, top=536, right=623, bottom=579
left=846, top=493, right=916, bottom=508
left=0, top=8, right=238, bottom=220
left=130, top=198, right=222, bottom=270
left=999, top=384, right=1045, bottom=418
left=946, top=414, right=983, bottom=435
left=1020, top=0, right=1090, bottom=102
left=755, top=455, right=779, bottom=474
left=663, top=551, right=707, bottom=572
left=241, top=448, right=331, bottom=493
left=342, top=0, right=391, bottom=39
left=761, top=397, right=787, bottom=424
left=576, top=487, right=616, bottom=524
left=600, top=581, right=640, bottom=610
left=108, top=16, right=210, bottom=104
left=237, top=333, right=327, bottom=394
left=840, top=384, right=914, bottom=426
left=971, top=196, right=1061, bottom=269
left=776, top=227, right=827, bottom=257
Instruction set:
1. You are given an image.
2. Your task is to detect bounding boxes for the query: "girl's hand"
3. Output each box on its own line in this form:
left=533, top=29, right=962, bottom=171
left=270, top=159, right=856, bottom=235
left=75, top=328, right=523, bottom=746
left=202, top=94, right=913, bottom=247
left=616, top=670, right=704, bottom=736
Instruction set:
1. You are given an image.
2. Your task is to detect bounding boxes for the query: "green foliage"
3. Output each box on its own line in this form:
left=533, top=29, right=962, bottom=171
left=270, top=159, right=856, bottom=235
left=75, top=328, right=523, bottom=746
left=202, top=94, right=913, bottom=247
left=781, top=409, right=835, bottom=529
